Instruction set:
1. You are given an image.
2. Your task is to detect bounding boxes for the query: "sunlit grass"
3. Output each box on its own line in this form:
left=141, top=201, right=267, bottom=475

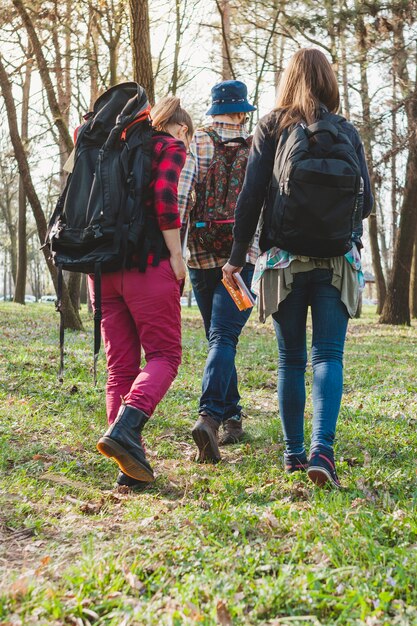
left=1, top=302, right=417, bottom=625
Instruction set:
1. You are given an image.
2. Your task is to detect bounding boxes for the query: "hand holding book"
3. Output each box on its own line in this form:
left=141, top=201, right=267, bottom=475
left=221, top=271, right=255, bottom=311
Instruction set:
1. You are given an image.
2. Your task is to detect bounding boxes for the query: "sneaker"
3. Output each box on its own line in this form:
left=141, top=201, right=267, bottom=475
left=191, top=412, right=221, bottom=463
left=219, top=415, right=244, bottom=445
left=307, top=450, right=341, bottom=488
left=284, top=451, right=308, bottom=474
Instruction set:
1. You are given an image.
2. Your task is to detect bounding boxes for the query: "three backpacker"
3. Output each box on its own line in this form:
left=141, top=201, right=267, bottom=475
left=189, top=128, right=252, bottom=258
left=263, top=111, right=363, bottom=258
left=45, top=82, right=156, bottom=380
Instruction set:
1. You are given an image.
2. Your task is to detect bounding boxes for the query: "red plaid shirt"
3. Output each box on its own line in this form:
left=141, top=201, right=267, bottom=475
left=147, top=132, right=186, bottom=232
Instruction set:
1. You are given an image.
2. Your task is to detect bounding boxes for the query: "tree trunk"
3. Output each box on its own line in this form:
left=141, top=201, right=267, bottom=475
left=391, top=71, right=398, bottom=254
left=380, top=13, right=417, bottom=325
left=129, top=0, right=154, bottom=104
left=380, top=128, right=417, bottom=325
left=410, top=229, right=417, bottom=319
left=68, top=272, right=81, bottom=311
left=14, top=54, right=32, bottom=304
left=87, top=3, right=100, bottom=109
left=338, top=0, right=350, bottom=118
left=0, top=53, right=82, bottom=330
left=170, top=0, right=182, bottom=94
left=354, top=4, right=386, bottom=313
left=217, top=0, right=234, bottom=80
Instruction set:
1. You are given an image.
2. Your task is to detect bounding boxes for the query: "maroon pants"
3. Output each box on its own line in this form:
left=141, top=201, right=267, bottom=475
left=88, top=259, right=182, bottom=423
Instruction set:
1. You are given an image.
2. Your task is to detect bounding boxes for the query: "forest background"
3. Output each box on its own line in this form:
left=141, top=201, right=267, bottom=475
left=0, top=0, right=417, bottom=328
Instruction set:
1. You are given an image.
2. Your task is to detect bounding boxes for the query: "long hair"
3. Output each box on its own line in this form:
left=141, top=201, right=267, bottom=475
left=275, top=48, right=340, bottom=130
left=151, top=96, right=194, bottom=139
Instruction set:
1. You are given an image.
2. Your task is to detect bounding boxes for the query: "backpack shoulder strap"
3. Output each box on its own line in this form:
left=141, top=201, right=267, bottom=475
left=204, top=127, right=223, bottom=146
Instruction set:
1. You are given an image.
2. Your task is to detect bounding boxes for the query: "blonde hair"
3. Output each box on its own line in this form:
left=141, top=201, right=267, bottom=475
left=275, top=48, right=340, bottom=130
left=151, top=96, right=194, bottom=139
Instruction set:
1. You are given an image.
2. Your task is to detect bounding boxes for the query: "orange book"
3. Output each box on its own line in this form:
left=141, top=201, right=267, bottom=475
left=221, top=273, right=256, bottom=311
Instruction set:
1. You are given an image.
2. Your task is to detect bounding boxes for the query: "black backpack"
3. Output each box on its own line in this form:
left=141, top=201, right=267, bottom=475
left=45, top=82, right=155, bottom=381
left=265, top=112, right=362, bottom=258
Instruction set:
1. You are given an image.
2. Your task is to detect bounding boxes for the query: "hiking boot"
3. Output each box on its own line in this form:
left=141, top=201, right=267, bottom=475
left=116, top=471, right=150, bottom=492
left=284, top=451, right=308, bottom=474
left=307, top=449, right=341, bottom=488
left=97, top=404, right=155, bottom=482
left=191, top=413, right=221, bottom=463
left=219, top=415, right=244, bottom=445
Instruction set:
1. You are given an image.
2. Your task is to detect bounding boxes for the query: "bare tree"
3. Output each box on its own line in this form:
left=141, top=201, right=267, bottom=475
left=14, top=51, right=32, bottom=304
left=0, top=53, right=82, bottom=330
left=354, top=1, right=387, bottom=313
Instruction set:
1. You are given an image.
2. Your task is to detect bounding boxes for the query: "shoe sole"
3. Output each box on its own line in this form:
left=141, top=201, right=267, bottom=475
left=192, top=427, right=221, bottom=463
left=307, top=466, right=340, bottom=489
left=97, top=437, right=155, bottom=482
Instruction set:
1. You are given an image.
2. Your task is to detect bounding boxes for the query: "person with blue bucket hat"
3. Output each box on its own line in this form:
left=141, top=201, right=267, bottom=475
left=178, top=79, right=259, bottom=463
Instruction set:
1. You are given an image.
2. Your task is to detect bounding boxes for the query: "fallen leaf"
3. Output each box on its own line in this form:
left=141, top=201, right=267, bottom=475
left=124, top=570, right=146, bottom=592
left=261, top=510, right=280, bottom=529
left=9, top=575, right=30, bottom=599
left=80, top=499, right=105, bottom=515
left=32, top=454, right=53, bottom=462
left=216, top=599, right=232, bottom=626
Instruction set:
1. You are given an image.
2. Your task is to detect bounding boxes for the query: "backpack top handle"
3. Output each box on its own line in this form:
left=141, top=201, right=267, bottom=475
left=305, top=121, right=339, bottom=139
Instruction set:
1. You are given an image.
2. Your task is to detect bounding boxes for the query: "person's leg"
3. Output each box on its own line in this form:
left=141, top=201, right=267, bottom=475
left=221, top=264, right=254, bottom=421
left=89, top=272, right=154, bottom=483
left=96, top=260, right=181, bottom=483
left=188, top=268, right=219, bottom=340
left=218, top=265, right=255, bottom=445
left=191, top=266, right=253, bottom=460
left=121, top=260, right=182, bottom=417
left=309, top=269, right=349, bottom=453
left=272, top=271, right=309, bottom=457
left=88, top=273, right=141, bottom=424
left=199, top=269, right=253, bottom=421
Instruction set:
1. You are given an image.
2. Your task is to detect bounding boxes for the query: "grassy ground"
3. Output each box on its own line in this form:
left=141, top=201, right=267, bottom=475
left=0, top=302, right=417, bottom=626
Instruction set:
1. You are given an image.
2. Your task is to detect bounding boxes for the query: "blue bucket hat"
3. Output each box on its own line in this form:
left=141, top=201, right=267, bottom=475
left=206, top=80, right=256, bottom=116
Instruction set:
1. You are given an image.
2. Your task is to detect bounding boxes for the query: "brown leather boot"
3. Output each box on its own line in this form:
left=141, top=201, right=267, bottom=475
left=191, top=413, right=221, bottom=463
left=219, top=416, right=244, bottom=445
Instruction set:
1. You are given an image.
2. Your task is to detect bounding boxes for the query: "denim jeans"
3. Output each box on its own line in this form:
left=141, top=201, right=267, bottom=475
left=188, top=264, right=254, bottom=423
left=272, top=268, right=349, bottom=455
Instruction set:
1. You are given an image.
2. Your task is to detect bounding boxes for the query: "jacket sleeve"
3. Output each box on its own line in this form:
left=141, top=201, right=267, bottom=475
left=154, top=140, right=187, bottom=231
left=178, top=140, right=197, bottom=229
left=229, top=115, right=277, bottom=267
left=356, top=139, right=373, bottom=219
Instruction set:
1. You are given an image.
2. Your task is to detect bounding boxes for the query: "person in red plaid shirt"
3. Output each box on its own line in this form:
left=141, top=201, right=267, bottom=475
left=93, top=97, right=193, bottom=490
left=178, top=80, right=258, bottom=463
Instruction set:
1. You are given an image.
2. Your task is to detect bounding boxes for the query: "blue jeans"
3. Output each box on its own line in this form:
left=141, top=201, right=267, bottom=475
left=188, top=264, right=254, bottom=423
left=272, top=268, right=349, bottom=455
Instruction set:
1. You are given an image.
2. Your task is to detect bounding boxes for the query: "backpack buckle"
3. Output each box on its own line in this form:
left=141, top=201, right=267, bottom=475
left=91, top=224, right=103, bottom=238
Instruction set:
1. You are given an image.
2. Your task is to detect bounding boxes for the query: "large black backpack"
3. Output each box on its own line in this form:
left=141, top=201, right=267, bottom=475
left=45, top=82, right=154, bottom=381
left=265, top=112, right=362, bottom=258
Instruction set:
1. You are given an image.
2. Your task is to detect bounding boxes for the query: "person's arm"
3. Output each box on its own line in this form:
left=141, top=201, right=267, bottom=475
left=178, top=140, right=197, bottom=237
left=154, top=139, right=187, bottom=280
left=224, top=115, right=277, bottom=278
left=162, top=228, right=186, bottom=280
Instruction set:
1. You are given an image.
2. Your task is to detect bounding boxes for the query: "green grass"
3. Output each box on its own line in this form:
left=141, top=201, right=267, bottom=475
left=0, top=302, right=417, bottom=625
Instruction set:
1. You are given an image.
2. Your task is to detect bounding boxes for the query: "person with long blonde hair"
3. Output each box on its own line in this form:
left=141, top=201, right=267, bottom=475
left=223, top=48, right=373, bottom=487
left=94, top=96, right=194, bottom=490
